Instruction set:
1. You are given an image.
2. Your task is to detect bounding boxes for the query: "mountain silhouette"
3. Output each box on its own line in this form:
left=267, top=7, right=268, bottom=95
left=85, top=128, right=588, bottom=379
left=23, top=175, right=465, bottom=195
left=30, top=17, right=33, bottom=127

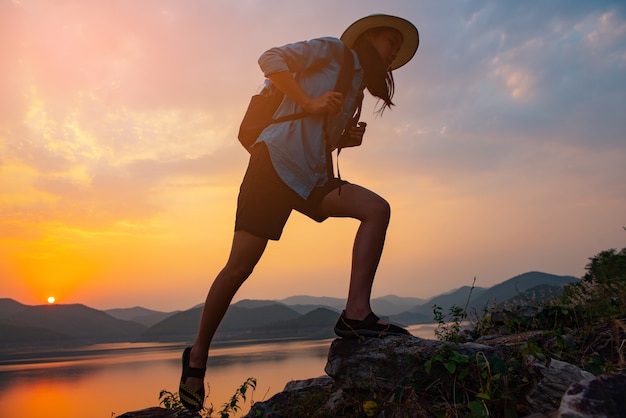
left=139, top=302, right=303, bottom=342
left=105, top=306, right=180, bottom=327
left=0, top=301, right=145, bottom=346
left=0, top=271, right=580, bottom=348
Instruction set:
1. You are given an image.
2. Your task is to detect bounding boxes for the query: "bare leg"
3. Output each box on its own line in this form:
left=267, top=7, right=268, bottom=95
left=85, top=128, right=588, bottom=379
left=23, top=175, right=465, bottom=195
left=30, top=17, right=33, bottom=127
left=316, top=183, right=391, bottom=321
left=184, top=229, right=268, bottom=392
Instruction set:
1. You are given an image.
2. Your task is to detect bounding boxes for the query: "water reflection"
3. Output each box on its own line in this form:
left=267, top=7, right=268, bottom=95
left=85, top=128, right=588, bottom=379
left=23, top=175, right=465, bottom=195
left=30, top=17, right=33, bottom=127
left=0, top=324, right=435, bottom=418
left=209, top=339, right=331, bottom=367
left=0, top=340, right=333, bottom=418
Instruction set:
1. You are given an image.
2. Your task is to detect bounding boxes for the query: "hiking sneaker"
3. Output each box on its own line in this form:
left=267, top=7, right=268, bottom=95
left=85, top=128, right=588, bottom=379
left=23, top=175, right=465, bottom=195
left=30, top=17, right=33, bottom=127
left=334, top=311, right=411, bottom=339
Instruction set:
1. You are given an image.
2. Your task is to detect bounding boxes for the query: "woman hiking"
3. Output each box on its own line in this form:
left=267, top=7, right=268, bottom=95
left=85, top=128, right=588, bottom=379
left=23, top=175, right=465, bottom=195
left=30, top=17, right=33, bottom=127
left=179, top=14, right=419, bottom=411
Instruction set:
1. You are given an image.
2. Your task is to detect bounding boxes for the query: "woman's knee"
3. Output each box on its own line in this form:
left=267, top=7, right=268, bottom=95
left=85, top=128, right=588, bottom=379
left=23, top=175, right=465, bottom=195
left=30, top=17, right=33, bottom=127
left=223, top=261, right=255, bottom=283
left=213, top=263, right=254, bottom=293
left=366, top=195, right=391, bottom=225
left=219, top=230, right=267, bottom=285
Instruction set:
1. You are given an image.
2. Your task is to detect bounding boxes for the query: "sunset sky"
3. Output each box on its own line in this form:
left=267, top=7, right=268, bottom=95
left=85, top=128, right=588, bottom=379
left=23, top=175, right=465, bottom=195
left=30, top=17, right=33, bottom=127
left=1, top=1, right=625, bottom=312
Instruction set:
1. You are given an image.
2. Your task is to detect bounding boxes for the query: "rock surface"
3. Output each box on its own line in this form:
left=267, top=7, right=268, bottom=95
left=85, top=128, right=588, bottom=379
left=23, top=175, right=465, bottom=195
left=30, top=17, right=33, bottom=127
left=244, top=335, right=595, bottom=417
left=524, top=356, right=595, bottom=413
left=558, top=372, right=626, bottom=418
left=116, top=406, right=199, bottom=417
left=117, top=336, right=624, bottom=418
left=324, top=335, right=505, bottom=392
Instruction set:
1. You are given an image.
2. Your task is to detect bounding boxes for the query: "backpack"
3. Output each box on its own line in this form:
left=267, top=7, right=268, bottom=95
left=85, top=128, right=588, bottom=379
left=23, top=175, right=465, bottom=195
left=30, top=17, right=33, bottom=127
left=238, top=45, right=354, bottom=152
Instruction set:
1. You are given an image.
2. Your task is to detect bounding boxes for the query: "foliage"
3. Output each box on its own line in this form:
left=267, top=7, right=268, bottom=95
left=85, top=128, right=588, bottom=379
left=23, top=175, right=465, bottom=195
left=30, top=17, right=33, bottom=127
left=218, top=377, right=257, bottom=418
left=417, top=245, right=626, bottom=417
left=158, top=390, right=184, bottom=412
left=433, top=304, right=465, bottom=343
left=387, top=337, right=529, bottom=418
left=159, top=389, right=214, bottom=417
left=582, top=247, right=626, bottom=284
left=159, top=377, right=256, bottom=418
left=432, top=276, right=476, bottom=343
left=563, top=247, right=626, bottom=315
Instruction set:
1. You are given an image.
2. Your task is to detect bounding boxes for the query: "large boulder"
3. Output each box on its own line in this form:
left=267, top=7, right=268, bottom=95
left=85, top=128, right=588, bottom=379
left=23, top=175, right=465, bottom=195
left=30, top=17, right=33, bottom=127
left=245, top=335, right=598, bottom=417
left=558, top=372, right=626, bottom=418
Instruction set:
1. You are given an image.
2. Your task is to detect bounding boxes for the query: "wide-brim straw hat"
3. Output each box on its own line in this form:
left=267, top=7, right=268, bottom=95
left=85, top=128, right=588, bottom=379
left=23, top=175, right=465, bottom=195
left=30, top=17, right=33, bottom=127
left=341, top=14, right=419, bottom=70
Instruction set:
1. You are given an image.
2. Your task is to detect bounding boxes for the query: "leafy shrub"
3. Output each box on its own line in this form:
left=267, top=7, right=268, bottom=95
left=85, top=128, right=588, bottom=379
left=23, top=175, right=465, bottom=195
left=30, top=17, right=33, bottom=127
left=159, top=377, right=256, bottom=417
left=422, top=244, right=626, bottom=417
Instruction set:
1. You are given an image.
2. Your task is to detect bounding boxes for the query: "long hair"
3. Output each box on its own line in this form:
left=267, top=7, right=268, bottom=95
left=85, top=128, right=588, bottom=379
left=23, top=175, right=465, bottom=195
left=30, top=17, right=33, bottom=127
left=353, top=28, right=396, bottom=115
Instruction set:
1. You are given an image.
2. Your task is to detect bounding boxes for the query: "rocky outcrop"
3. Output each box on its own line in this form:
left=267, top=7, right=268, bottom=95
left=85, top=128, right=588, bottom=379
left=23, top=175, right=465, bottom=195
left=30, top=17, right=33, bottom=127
left=116, top=336, right=624, bottom=418
left=244, top=336, right=622, bottom=418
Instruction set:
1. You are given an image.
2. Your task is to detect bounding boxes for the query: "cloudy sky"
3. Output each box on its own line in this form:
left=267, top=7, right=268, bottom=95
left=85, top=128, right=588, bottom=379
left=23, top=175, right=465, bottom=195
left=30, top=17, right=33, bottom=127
left=1, top=0, right=625, bottom=312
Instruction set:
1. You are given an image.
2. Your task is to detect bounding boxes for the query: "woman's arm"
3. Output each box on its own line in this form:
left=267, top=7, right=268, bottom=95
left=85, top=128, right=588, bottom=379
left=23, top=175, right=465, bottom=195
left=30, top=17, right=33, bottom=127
left=259, top=37, right=347, bottom=115
left=267, top=70, right=344, bottom=115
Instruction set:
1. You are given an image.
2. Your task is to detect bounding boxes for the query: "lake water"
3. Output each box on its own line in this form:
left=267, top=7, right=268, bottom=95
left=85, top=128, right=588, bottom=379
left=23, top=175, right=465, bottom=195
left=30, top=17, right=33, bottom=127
left=0, top=324, right=437, bottom=418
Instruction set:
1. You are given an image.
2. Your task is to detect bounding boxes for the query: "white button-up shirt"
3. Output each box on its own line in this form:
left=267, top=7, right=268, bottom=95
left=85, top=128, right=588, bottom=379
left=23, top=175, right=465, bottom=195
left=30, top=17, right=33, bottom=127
left=257, top=37, right=364, bottom=199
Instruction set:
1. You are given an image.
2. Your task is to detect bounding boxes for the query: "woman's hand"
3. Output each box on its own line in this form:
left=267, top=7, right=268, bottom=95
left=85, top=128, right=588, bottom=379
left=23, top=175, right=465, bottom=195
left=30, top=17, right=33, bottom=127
left=267, top=71, right=344, bottom=115
left=303, top=91, right=344, bottom=114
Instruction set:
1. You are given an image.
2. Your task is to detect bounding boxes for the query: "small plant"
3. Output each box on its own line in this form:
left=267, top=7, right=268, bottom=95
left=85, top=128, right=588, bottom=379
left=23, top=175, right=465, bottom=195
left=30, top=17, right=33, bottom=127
left=425, top=344, right=470, bottom=377
left=159, top=377, right=256, bottom=417
left=433, top=304, right=466, bottom=343
left=433, top=276, right=477, bottom=343
left=159, top=390, right=184, bottom=411
left=412, top=344, right=528, bottom=417
left=217, top=377, right=257, bottom=418
left=159, top=389, right=214, bottom=417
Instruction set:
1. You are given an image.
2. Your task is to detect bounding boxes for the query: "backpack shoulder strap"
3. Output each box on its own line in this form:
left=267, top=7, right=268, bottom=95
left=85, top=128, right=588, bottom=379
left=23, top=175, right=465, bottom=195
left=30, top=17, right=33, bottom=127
left=326, top=45, right=357, bottom=181
left=334, top=45, right=354, bottom=95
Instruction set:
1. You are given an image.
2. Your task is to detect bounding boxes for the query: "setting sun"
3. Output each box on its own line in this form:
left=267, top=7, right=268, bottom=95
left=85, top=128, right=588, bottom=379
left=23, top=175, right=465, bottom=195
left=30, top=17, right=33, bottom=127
left=47, top=296, right=56, bottom=304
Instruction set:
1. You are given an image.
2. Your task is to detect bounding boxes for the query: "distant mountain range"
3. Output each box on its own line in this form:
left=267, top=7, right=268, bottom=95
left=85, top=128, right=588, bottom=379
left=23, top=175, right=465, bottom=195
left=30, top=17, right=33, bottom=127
left=104, top=306, right=180, bottom=327
left=0, top=271, right=578, bottom=353
left=0, top=299, right=145, bottom=348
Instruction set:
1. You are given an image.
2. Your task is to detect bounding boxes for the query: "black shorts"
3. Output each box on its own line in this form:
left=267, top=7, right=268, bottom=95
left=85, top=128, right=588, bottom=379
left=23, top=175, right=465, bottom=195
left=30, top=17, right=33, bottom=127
left=235, top=142, right=347, bottom=240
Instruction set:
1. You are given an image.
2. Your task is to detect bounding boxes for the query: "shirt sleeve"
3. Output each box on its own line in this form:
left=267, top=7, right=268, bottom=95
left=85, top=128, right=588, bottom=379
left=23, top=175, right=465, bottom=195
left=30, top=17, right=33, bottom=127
left=258, top=37, right=344, bottom=77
